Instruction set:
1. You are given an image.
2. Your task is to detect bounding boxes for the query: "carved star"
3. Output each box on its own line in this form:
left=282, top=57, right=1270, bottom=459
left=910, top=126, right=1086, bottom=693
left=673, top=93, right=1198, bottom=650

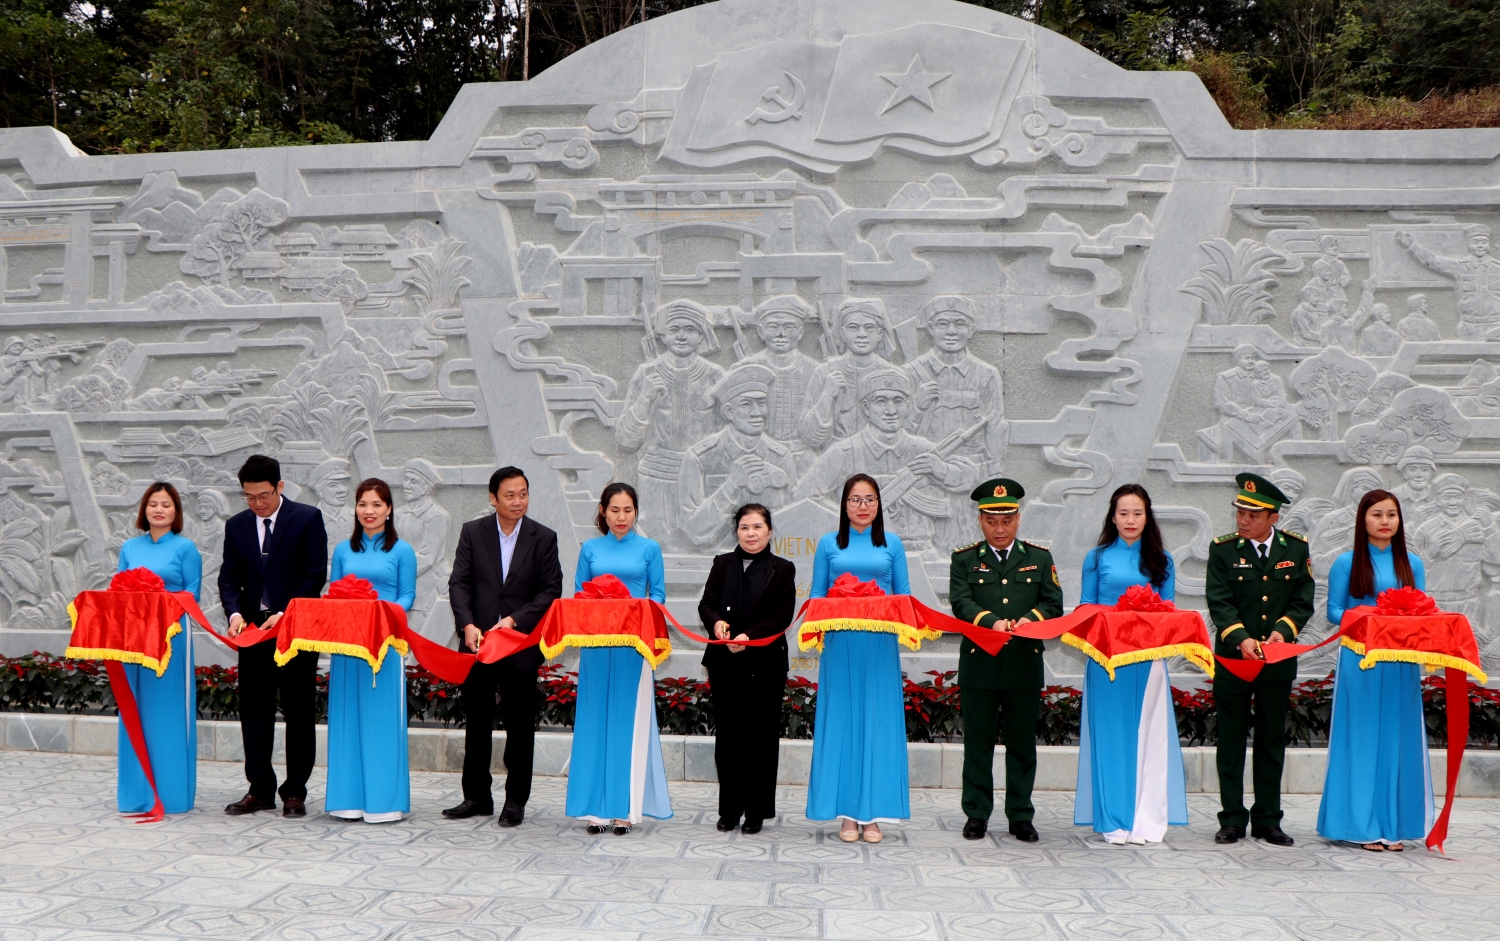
left=879, top=55, right=951, bottom=115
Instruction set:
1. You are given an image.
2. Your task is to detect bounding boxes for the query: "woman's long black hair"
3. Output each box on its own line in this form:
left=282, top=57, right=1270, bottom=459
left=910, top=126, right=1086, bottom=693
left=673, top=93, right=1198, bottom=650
left=595, top=481, right=639, bottom=534
left=837, top=473, right=886, bottom=550
left=1349, top=489, right=1416, bottom=598
left=350, top=478, right=399, bottom=552
left=1095, top=483, right=1170, bottom=589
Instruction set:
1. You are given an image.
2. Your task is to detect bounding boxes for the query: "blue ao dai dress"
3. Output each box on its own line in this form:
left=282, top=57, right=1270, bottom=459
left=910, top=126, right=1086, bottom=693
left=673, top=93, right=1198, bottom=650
left=326, top=533, right=416, bottom=822
left=1318, top=546, right=1432, bottom=845
left=805, top=527, right=912, bottom=824
left=566, top=530, right=673, bottom=824
left=116, top=531, right=202, bottom=814
left=1074, top=539, right=1188, bottom=843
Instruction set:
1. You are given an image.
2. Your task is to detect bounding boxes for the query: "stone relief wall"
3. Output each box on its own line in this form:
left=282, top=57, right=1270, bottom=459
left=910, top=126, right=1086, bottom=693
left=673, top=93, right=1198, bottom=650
left=2, top=0, right=1499, bottom=683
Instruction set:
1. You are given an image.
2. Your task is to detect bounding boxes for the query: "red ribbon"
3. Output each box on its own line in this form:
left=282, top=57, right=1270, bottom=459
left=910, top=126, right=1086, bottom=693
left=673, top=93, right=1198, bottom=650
left=104, top=660, right=165, bottom=824
left=797, top=582, right=1011, bottom=656
left=574, top=574, right=632, bottom=600
left=826, top=573, right=885, bottom=597
left=323, top=574, right=378, bottom=600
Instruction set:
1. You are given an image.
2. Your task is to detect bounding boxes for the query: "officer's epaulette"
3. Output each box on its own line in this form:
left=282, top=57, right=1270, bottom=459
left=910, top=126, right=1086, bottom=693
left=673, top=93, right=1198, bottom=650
left=1020, top=539, right=1050, bottom=551
left=952, top=540, right=984, bottom=554
left=1280, top=530, right=1307, bottom=543
left=1213, top=531, right=1241, bottom=544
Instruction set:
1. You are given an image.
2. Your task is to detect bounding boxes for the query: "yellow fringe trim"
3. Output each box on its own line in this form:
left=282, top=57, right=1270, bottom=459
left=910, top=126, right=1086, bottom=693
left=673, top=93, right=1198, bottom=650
left=797, top=618, right=943, bottom=653
left=1340, top=636, right=1367, bottom=655
left=65, top=622, right=182, bottom=678
left=1354, top=647, right=1488, bottom=684
left=1060, top=633, right=1215, bottom=681
left=539, top=632, right=672, bottom=669
left=274, top=635, right=410, bottom=681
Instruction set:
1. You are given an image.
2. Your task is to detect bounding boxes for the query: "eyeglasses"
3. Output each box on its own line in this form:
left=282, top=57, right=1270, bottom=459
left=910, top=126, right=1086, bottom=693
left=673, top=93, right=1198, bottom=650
left=241, top=491, right=278, bottom=505
left=845, top=496, right=879, bottom=508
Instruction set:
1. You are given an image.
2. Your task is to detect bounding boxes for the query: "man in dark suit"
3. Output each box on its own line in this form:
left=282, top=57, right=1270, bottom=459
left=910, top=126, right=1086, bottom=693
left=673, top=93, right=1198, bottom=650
left=443, top=466, right=562, bottom=826
left=219, top=454, right=328, bottom=817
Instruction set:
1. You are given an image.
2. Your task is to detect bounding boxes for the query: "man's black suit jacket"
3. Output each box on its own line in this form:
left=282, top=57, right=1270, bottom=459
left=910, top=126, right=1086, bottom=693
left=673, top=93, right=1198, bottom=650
left=448, top=515, right=563, bottom=672
left=219, top=498, right=329, bottom=624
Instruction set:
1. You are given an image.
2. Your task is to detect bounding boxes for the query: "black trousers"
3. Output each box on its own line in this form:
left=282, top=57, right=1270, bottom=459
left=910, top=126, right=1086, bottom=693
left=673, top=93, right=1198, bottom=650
left=1215, top=661, right=1295, bottom=829
left=707, top=662, right=786, bottom=822
left=461, top=658, right=541, bottom=808
left=237, top=636, right=320, bottom=803
left=960, top=686, right=1040, bottom=823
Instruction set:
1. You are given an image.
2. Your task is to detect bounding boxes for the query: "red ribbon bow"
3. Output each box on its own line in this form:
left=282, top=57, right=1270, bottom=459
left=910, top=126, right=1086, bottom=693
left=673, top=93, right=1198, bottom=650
left=110, top=568, right=166, bottom=593
left=574, top=574, right=632, bottom=600
left=323, top=574, right=378, bottom=600
left=826, top=573, right=886, bottom=598
left=1375, top=586, right=1440, bottom=617
left=1113, top=584, right=1176, bottom=612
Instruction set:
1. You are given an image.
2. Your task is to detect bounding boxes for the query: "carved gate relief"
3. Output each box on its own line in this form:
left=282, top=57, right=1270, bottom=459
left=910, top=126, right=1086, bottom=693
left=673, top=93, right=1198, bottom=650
left=2, top=0, right=1499, bottom=683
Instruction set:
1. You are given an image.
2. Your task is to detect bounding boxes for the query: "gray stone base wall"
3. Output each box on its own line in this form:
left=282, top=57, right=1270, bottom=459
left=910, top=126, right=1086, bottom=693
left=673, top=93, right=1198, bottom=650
left=4, top=712, right=1497, bottom=797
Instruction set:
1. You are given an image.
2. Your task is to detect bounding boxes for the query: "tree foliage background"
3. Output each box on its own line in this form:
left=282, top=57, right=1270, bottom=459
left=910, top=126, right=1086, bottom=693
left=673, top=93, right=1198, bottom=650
left=4, top=0, right=1500, bottom=154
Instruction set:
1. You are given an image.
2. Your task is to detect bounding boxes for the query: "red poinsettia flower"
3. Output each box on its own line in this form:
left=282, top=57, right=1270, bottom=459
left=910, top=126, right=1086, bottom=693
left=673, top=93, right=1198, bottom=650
left=323, top=574, right=378, bottom=600
left=109, top=568, right=166, bottom=593
left=826, top=573, right=886, bottom=597
left=574, top=574, right=632, bottom=599
left=1113, top=584, right=1177, bottom=612
left=1375, top=586, right=1440, bottom=617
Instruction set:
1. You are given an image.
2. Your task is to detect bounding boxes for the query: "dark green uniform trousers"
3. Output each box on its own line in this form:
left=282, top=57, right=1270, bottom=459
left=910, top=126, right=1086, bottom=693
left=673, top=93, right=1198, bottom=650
left=961, top=687, right=1039, bottom=822
left=1214, top=664, right=1294, bottom=829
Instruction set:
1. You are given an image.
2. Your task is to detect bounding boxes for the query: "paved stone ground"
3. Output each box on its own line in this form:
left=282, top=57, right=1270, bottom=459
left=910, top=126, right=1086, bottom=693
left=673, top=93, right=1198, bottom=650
left=1, top=752, right=1498, bottom=941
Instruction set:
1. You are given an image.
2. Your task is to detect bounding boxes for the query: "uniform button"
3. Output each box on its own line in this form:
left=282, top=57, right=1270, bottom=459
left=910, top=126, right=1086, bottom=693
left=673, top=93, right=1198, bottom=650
left=1238, top=576, right=1242, bottom=581
left=1262, top=615, right=1268, bottom=619
left=978, top=578, right=984, bottom=583
left=1002, top=598, right=1008, bottom=604
left=1262, top=595, right=1268, bottom=601
left=1263, top=576, right=1269, bottom=581
left=1002, top=579, right=1008, bottom=584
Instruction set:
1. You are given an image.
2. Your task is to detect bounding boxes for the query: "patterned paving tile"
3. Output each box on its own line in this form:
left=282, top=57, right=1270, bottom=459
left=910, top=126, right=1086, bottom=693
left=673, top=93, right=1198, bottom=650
left=2, top=751, right=1499, bottom=941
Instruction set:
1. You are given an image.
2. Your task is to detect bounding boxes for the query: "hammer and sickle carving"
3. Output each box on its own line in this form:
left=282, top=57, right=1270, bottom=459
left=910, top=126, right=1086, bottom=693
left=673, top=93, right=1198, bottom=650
left=745, top=70, right=805, bottom=125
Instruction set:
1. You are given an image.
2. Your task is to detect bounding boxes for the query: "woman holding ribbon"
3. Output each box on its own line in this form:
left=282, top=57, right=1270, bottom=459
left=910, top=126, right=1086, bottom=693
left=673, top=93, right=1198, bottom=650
left=698, top=503, right=796, bottom=834
left=568, top=482, right=672, bottom=833
left=1319, top=489, right=1430, bottom=851
left=1076, top=483, right=1186, bottom=844
left=325, top=478, right=416, bottom=822
left=806, top=473, right=910, bottom=843
left=115, top=482, right=202, bottom=814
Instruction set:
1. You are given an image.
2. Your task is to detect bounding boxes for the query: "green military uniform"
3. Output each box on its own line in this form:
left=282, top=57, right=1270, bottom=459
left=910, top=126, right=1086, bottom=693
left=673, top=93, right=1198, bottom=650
left=1206, top=473, right=1316, bottom=833
left=948, top=479, right=1064, bottom=826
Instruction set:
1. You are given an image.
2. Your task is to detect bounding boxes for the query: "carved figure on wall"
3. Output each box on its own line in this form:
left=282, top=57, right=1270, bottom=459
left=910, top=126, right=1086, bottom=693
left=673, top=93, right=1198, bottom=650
left=1390, top=446, right=1438, bottom=529
left=1318, top=295, right=1359, bottom=350
left=1196, top=345, right=1295, bottom=463
left=1289, top=285, right=1326, bottom=346
left=398, top=458, right=451, bottom=640
left=308, top=458, right=353, bottom=561
left=1309, top=239, right=1353, bottom=306
left=1271, top=467, right=1328, bottom=538
left=1413, top=474, right=1490, bottom=619
left=1355, top=280, right=1401, bottom=356
left=1311, top=466, right=1385, bottom=580
left=124, top=378, right=188, bottom=412
left=1396, top=227, right=1500, bottom=339
left=905, top=295, right=1006, bottom=549
left=89, top=461, right=131, bottom=497
left=615, top=299, right=725, bottom=551
left=799, top=367, right=977, bottom=552
left=0, top=335, right=101, bottom=409
left=681, top=364, right=798, bottom=550
left=799, top=298, right=900, bottom=451
left=740, top=295, right=819, bottom=475
left=1397, top=294, right=1441, bottom=341
left=190, top=489, right=231, bottom=624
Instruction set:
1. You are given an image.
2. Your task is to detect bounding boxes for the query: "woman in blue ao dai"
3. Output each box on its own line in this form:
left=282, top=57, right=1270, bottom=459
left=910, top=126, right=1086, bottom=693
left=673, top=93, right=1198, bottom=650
left=1075, top=484, right=1187, bottom=844
left=1319, top=489, right=1431, bottom=851
left=567, top=482, right=673, bottom=834
left=115, top=482, right=202, bottom=814
left=326, top=478, right=416, bottom=823
left=806, top=474, right=911, bottom=844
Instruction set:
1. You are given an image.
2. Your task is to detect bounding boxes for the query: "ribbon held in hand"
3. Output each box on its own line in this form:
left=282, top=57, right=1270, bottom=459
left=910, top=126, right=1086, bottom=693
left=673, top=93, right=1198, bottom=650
left=574, top=574, right=632, bottom=600
left=323, top=575, right=378, bottom=600
left=796, top=577, right=1007, bottom=655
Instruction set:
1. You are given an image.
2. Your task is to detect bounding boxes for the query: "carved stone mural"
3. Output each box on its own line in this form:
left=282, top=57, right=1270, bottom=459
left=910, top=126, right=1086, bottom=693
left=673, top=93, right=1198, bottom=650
left=3, top=0, right=1500, bottom=683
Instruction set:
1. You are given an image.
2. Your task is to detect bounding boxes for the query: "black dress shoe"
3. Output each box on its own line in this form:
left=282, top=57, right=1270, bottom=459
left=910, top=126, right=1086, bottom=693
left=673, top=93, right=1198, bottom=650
left=1252, top=824, right=1295, bottom=846
left=1214, top=825, right=1245, bottom=844
left=741, top=818, right=763, bottom=834
left=224, top=794, right=274, bottom=816
left=962, top=818, right=987, bottom=840
left=1009, top=821, right=1039, bottom=843
left=282, top=798, right=306, bottom=817
left=498, top=800, right=525, bottom=828
left=442, top=800, right=493, bottom=820
left=716, top=816, right=740, bottom=832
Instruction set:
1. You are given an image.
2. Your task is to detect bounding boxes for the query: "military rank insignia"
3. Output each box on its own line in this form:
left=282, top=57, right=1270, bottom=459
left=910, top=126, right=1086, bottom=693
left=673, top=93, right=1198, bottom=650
left=1051, top=565, right=1059, bottom=586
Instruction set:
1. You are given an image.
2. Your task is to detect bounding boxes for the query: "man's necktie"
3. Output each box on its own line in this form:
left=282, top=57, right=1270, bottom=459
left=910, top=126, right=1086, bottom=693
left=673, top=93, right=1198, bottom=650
left=1258, top=543, right=1268, bottom=562
left=260, top=518, right=273, bottom=611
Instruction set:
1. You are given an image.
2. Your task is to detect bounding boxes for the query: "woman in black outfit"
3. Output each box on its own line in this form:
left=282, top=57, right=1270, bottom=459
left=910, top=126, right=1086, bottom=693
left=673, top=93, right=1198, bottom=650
left=698, top=503, right=797, bottom=834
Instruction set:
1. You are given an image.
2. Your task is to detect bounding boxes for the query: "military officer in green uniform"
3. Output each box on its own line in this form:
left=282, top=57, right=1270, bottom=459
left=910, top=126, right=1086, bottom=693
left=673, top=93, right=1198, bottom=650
left=1207, top=472, right=1315, bottom=847
left=948, top=478, right=1063, bottom=842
